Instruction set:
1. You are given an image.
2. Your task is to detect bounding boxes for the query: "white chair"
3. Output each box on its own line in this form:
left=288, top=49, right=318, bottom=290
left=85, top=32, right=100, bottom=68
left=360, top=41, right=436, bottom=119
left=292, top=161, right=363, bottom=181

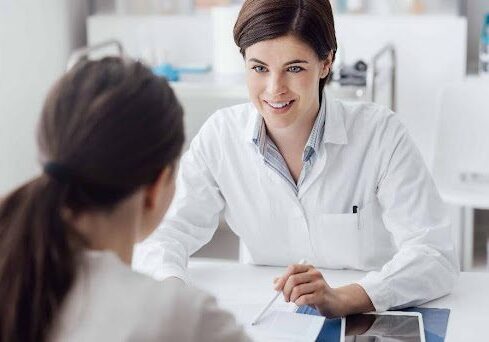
left=432, top=76, right=489, bottom=270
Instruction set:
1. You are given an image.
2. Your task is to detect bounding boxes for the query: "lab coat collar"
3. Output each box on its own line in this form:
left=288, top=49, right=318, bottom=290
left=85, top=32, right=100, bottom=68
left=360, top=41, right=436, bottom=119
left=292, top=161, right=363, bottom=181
left=245, top=105, right=261, bottom=144
left=245, top=91, right=348, bottom=146
left=322, top=91, right=348, bottom=145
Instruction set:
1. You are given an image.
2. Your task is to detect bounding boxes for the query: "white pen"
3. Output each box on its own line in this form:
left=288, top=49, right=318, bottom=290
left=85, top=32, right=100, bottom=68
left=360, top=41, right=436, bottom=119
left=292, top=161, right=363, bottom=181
left=251, top=259, right=307, bottom=326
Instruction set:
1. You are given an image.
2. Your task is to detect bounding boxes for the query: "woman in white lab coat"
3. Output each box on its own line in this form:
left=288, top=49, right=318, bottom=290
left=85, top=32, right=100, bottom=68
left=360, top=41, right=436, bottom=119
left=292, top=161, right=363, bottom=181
left=135, top=0, right=459, bottom=317
left=0, top=58, right=249, bottom=342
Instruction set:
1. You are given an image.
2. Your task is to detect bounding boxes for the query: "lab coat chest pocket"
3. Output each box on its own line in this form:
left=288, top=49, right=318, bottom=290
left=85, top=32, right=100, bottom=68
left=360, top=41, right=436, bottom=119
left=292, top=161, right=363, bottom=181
left=358, top=200, right=395, bottom=270
left=310, top=212, right=361, bottom=269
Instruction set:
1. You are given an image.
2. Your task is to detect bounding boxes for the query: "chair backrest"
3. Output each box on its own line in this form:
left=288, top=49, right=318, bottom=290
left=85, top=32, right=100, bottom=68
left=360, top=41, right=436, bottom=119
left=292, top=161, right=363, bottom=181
left=433, top=77, right=489, bottom=191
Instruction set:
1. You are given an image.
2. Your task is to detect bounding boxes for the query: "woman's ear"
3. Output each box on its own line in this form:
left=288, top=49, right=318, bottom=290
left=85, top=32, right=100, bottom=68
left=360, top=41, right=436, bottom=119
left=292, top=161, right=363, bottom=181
left=138, top=165, right=177, bottom=242
left=320, top=52, right=334, bottom=79
left=143, top=166, right=174, bottom=210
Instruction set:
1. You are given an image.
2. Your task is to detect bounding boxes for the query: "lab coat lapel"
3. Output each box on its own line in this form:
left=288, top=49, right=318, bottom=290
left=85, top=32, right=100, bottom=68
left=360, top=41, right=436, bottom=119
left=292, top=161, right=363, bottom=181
left=247, top=105, right=300, bottom=200
left=298, top=95, right=348, bottom=199
left=261, top=159, right=299, bottom=200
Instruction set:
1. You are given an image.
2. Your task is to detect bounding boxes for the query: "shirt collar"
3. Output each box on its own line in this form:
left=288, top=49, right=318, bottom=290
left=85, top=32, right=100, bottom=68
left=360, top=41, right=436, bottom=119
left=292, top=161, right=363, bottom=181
left=302, top=95, right=326, bottom=161
left=247, top=91, right=348, bottom=149
left=251, top=117, right=267, bottom=155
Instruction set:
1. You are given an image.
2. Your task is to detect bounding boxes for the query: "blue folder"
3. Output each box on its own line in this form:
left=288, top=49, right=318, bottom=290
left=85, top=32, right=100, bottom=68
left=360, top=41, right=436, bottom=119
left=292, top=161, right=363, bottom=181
left=296, top=305, right=450, bottom=342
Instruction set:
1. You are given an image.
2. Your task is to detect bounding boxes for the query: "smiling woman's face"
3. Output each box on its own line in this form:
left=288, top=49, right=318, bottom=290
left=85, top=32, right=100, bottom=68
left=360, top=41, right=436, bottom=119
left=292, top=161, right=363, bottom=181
left=245, top=34, right=331, bottom=130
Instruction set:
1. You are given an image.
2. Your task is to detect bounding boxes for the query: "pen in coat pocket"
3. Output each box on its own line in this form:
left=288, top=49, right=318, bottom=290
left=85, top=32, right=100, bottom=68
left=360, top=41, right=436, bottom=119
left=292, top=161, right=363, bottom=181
left=353, top=205, right=360, bottom=229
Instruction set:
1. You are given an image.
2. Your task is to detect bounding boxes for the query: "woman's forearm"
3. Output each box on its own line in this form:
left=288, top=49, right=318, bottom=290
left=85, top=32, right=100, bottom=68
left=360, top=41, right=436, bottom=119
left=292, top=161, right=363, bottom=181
left=335, top=283, right=375, bottom=316
left=316, top=283, right=375, bottom=318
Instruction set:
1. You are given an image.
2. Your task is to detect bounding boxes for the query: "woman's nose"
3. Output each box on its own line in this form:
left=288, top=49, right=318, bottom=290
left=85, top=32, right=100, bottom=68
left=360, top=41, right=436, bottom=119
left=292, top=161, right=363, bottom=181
left=267, top=73, right=287, bottom=96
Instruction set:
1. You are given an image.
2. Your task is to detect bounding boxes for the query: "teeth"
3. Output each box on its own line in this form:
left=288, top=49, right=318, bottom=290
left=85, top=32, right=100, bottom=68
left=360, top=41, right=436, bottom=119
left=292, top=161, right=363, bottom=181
left=268, top=101, right=290, bottom=109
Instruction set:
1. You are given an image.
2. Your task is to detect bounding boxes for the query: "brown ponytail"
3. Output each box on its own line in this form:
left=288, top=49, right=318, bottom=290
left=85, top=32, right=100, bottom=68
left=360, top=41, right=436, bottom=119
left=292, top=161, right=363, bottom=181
left=0, top=177, right=83, bottom=342
left=0, top=57, right=184, bottom=342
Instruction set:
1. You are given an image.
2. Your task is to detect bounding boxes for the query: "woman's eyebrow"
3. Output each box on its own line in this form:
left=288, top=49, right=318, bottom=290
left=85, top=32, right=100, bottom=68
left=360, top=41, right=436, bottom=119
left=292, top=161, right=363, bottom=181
left=248, top=58, right=268, bottom=65
left=247, top=58, right=309, bottom=66
left=284, top=59, right=309, bottom=65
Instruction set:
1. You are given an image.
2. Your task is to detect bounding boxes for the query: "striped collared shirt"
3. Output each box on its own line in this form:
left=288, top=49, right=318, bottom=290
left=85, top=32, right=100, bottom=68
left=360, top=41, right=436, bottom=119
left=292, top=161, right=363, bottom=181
left=252, top=97, right=326, bottom=195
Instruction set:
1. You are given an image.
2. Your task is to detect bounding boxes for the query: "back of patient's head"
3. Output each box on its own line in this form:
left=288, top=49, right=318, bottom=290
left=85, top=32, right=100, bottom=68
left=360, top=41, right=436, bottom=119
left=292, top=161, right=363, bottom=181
left=0, top=57, right=184, bottom=342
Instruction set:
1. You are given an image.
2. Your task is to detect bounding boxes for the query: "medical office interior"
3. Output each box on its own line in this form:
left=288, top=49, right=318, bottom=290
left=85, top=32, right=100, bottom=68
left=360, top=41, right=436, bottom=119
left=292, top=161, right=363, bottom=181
left=3, top=0, right=488, bottom=270
left=2, top=0, right=489, bottom=340
left=1, top=0, right=489, bottom=293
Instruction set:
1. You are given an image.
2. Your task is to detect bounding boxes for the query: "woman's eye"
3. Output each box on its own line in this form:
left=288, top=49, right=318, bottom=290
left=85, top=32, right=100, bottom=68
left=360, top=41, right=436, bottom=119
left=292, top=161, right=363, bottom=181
left=287, top=66, right=304, bottom=73
left=252, top=65, right=267, bottom=73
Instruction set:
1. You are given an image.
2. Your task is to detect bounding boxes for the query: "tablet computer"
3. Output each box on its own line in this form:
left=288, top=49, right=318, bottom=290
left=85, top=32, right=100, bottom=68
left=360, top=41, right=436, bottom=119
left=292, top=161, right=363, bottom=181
left=340, top=311, right=426, bottom=342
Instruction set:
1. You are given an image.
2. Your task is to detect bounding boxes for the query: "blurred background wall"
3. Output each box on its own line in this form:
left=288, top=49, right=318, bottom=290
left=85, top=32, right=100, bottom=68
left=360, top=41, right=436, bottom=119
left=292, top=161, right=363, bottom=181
left=0, top=0, right=89, bottom=194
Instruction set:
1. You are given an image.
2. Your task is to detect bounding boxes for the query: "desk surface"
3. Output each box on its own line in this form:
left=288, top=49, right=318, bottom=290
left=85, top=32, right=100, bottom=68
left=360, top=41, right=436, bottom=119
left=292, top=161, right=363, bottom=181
left=188, top=259, right=489, bottom=342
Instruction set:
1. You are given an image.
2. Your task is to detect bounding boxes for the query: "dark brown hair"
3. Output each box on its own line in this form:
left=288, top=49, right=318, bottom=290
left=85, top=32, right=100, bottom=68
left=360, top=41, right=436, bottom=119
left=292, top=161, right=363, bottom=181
left=0, top=57, right=184, bottom=342
left=233, top=0, right=337, bottom=96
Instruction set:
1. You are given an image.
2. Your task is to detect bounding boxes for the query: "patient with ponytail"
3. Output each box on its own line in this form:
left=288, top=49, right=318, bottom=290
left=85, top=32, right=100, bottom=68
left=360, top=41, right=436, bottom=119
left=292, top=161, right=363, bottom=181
left=0, top=57, right=249, bottom=342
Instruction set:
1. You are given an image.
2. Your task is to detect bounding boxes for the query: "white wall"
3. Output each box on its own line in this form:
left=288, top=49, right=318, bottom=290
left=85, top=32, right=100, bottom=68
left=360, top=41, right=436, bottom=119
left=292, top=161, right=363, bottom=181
left=0, top=0, right=88, bottom=195
left=87, top=14, right=212, bottom=66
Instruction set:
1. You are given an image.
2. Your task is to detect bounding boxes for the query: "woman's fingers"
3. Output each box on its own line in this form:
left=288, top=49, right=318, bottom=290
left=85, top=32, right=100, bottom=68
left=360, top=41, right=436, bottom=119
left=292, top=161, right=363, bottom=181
left=289, top=282, right=317, bottom=302
left=274, top=266, right=358, bottom=318
left=294, top=293, right=318, bottom=307
left=282, top=272, right=312, bottom=301
left=274, top=263, right=310, bottom=291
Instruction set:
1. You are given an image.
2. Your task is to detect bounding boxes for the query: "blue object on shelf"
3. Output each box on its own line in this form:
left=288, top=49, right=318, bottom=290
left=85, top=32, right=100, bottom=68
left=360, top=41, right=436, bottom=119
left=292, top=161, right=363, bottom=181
left=152, top=63, right=212, bottom=82
left=296, top=305, right=450, bottom=342
left=152, top=63, right=180, bottom=81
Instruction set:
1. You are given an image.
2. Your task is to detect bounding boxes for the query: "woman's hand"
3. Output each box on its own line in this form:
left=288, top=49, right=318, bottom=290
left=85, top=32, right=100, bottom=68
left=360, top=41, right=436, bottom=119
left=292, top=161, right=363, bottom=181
left=274, top=263, right=375, bottom=318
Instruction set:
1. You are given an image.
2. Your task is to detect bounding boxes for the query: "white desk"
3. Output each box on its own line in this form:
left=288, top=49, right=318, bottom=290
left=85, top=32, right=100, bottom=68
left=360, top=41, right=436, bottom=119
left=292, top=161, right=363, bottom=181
left=188, top=259, right=489, bottom=342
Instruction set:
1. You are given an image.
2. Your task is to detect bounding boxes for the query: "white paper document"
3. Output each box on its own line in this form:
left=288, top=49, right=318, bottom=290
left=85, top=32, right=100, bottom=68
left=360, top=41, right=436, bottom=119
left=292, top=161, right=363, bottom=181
left=248, top=310, right=325, bottom=341
left=220, top=301, right=325, bottom=342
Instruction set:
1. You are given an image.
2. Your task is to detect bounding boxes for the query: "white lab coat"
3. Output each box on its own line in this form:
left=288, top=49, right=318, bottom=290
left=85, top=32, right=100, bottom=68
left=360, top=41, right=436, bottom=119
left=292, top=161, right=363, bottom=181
left=133, top=93, right=459, bottom=312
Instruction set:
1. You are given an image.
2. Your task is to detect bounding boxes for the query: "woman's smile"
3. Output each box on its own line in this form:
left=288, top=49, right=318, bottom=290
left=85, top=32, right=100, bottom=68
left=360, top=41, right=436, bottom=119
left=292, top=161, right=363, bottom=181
left=263, top=99, right=296, bottom=114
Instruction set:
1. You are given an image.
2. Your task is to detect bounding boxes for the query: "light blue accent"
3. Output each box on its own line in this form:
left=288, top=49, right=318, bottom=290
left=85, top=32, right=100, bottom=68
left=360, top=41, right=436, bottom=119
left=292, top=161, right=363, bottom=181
left=152, top=63, right=212, bottom=81
left=152, top=63, right=180, bottom=81
left=480, top=13, right=489, bottom=74
left=481, top=13, right=489, bottom=40
left=481, top=13, right=489, bottom=42
left=335, top=0, right=348, bottom=13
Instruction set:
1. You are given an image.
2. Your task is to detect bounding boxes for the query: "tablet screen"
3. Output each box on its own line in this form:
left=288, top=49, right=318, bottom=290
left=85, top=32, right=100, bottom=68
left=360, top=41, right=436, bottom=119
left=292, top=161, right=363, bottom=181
left=344, top=313, right=423, bottom=342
